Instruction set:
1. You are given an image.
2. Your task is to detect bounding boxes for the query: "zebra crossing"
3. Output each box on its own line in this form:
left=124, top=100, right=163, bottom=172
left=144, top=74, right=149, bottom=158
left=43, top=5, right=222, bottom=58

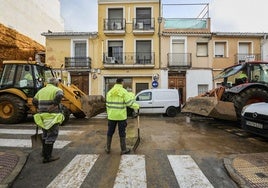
left=46, top=154, right=213, bottom=188
left=0, top=126, right=214, bottom=187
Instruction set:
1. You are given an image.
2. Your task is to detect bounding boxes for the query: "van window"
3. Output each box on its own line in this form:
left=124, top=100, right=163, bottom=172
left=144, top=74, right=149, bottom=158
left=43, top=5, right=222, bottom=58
left=136, top=91, right=151, bottom=101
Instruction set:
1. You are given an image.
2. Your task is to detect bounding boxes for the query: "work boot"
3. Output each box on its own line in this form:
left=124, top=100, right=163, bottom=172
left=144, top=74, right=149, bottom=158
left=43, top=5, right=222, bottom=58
left=43, top=143, right=60, bottom=163
left=120, top=137, right=130, bottom=155
left=105, top=136, right=112, bottom=154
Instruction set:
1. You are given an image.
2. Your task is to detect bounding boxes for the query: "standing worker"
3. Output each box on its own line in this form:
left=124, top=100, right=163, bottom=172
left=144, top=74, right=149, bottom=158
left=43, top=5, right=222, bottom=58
left=32, top=77, right=65, bottom=163
left=105, top=78, right=139, bottom=154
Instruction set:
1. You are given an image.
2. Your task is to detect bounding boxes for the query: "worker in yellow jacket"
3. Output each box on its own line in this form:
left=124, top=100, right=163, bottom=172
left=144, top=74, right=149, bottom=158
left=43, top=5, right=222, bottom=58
left=32, top=77, right=64, bottom=163
left=105, top=78, right=139, bottom=154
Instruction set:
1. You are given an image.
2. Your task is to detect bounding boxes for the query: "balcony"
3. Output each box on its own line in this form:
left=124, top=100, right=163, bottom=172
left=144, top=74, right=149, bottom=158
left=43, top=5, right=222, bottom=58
left=133, top=18, right=155, bottom=35
left=65, top=57, right=91, bottom=70
left=103, top=18, right=126, bottom=35
left=103, top=52, right=155, bottom=69
left=235, top=53, right=261, bottom=64
left=167, top=53, right=192, bottom=68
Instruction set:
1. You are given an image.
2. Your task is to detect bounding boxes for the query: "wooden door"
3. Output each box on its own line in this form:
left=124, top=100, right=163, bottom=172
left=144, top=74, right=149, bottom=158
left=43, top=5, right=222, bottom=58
left=168, top=74, right=186, bottom=105
left=71, top=73, right=89, bottom=95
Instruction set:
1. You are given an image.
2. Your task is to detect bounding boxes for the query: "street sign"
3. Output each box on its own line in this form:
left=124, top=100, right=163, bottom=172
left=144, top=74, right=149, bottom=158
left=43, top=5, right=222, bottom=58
left=152, top=80, right=158, bottom=88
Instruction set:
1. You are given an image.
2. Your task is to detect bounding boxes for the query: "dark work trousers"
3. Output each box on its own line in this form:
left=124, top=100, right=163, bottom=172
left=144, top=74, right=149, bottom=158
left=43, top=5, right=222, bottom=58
left=42, top=123, right=59, bottom=144
left=107, top=120, right=127, bottom=137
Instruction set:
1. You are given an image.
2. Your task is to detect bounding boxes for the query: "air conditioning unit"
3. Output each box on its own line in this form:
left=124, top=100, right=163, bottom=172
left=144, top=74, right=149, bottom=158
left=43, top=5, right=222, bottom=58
left=137, top=22, right=143, bottom=29
left=115, top=22, right=122, bottom=30
left=106, top=57, right=116, bottom=64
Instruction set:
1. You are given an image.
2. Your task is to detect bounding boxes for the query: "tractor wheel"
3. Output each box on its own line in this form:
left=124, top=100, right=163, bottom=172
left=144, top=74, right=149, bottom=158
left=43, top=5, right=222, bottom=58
left=0, top=94, right=26, bottom=124
left=73, top=111, right=86, bottom=119
left=232, top=87, right=268, bottom=120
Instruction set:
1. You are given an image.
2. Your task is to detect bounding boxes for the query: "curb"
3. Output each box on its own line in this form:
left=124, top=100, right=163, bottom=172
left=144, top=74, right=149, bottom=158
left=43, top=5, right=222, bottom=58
left=0, top=150, right=28, bottom=188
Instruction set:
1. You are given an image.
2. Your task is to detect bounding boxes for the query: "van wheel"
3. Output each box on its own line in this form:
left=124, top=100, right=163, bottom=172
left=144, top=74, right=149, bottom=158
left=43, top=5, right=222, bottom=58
left=166, top=106, right=177, bottom=117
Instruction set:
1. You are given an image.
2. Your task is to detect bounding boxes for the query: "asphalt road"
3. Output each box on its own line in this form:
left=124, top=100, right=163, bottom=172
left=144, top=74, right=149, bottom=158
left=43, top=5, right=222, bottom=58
left=3, top=113, right=268, bottom=187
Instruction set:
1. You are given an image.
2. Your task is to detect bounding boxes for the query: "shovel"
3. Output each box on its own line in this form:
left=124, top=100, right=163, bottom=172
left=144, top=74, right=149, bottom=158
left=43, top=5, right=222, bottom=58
left=31, top=126, right=43, bottom=149
left=133, top=113, right=140, bottom=152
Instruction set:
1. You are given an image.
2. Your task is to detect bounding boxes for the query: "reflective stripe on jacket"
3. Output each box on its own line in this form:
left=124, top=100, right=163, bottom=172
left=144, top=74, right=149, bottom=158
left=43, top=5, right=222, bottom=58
left=106, top=84, right=139, bottom=120
left=32, top=83, right=63, bottom=113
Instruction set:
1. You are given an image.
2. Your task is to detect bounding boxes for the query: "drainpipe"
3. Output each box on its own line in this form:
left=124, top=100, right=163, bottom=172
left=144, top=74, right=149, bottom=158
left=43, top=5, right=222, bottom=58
left=158, top=0, right=162, bottom=70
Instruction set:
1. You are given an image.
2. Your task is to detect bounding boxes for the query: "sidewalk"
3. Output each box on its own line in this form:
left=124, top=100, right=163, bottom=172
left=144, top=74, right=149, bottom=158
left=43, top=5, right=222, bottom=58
left=0, top=150, right=28, bottom=188
left=224, top=152, right=268, bottom=187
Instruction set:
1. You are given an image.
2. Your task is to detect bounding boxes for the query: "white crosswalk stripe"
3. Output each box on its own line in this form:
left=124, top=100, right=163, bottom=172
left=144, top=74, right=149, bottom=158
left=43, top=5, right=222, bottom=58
left=45, top=154, right=213, bottom=187
left=0, top=138, right=70, bottom=148
left=47, top=154, right=99, bottom=188
left=0, top=128, right=83, bottom=148
left=114, top=155, right=147, bottom=188
left=0, top=129, right=83, bottom=135
left=168, top=155, right=214, bottom=188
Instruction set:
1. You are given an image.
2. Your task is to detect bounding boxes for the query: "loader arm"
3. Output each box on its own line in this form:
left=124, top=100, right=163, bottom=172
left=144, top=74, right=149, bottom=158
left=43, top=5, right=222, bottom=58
left=58, top=83, right=106, bottom=117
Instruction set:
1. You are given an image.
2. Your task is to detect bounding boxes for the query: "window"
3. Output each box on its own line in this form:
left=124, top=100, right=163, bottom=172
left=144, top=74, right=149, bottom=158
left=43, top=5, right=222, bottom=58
left=108, top=40, right=123, bottom=64
left=136, top=40, right=152, bottom=64
left=108, top=8, right=123, bottom=30
left=215, top=42, right=227, bottom=58
left=73, top=40, right=87, bottom=66
left=136, top=8, right=152, bottom=29
left=136, top=91, right=152, bottom=101
left=196, top=43, right=208, bottom=57
left=136, top=83, right=149, bottom=94
left=105, top=77, right=132, bottom=95
left=198, top=84, right=208, bottom=95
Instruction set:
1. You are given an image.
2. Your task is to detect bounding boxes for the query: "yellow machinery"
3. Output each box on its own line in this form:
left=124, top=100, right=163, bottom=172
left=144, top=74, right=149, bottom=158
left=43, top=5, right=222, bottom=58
left=0, top=60, right=106, bottom=124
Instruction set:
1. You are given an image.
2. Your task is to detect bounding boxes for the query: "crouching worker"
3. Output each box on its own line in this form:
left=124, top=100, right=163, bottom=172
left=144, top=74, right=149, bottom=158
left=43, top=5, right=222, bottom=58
left=32, top=77, right=65, bottom=163
left=105, top=78, right=139, bottom=155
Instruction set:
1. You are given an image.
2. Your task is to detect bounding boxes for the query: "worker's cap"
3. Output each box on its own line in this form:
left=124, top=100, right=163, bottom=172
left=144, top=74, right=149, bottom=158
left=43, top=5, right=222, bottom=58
left=116, top=78, right=124, bottom=84
left=47, top=77, right=59, bottom=85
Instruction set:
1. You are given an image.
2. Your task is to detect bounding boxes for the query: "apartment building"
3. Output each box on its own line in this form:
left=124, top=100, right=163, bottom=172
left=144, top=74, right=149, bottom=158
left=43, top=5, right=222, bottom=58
left=41, top=1, right=268, bottom=100
left=98, top=0, right=161, bottom=95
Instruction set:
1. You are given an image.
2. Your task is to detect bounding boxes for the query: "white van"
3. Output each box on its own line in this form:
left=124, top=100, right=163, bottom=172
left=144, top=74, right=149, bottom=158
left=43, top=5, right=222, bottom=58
left=135, top=89, right=181, bottom=117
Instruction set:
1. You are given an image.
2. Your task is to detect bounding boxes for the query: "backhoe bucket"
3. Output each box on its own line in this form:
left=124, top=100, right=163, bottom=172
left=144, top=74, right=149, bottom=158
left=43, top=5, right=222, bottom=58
left=81, top=95, right=106, bottom=118
left=182, top=97, right=237, bottom=121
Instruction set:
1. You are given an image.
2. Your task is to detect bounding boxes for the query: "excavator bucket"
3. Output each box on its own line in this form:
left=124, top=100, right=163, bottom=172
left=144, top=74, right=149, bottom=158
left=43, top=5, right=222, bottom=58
left=182, top=96, right=237, bottom=121
left=81, top=95, right=106, bottom=118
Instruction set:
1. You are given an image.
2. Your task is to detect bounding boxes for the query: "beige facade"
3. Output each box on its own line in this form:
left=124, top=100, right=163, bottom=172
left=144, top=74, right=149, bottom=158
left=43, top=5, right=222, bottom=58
left=41, top=1, right=268, bottom=101
left=97, top=0, right=161, bottom=95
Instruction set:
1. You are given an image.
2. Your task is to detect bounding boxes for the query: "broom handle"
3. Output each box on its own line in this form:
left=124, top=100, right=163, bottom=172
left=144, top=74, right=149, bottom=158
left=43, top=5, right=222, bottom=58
left=35, top=126, right=38, bottom=135
left=137, top=109, right=140, bottom=129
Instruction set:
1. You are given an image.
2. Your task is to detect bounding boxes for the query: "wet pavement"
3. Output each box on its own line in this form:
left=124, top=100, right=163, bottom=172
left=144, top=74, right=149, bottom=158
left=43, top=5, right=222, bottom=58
left=1, top=114, right=268, bottom=187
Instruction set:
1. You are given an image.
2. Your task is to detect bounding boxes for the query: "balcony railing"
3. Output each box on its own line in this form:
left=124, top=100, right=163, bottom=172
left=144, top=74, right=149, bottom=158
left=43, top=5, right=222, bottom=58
left=167, top=53, right=192, bottom=68
left=103, top=52, right=155, bottom=66
left=235, top=53, right=261, bottom=64
left=133, top=18, right=155, bottom=30
left=103, top=18, right=126, bottom=31
left=65, top=57, right=91, bottom=69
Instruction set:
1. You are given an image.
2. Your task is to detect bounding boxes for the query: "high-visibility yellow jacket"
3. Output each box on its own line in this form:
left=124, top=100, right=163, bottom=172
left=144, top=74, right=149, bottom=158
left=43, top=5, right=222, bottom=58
left=32, top=83, right=64, bottom=128
left=106, top=84, right=139, bottom=120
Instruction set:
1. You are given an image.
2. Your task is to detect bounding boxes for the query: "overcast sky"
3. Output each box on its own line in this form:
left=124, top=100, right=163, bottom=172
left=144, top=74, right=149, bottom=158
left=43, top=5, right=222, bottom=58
left=60, top=0, right=268, bottom=33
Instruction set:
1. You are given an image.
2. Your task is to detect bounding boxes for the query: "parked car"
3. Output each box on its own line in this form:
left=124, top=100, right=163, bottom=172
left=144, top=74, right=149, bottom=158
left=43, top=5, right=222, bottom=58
left=241, top=102, right=268, bottom=138
left=135, top=89, right=181, bottom=117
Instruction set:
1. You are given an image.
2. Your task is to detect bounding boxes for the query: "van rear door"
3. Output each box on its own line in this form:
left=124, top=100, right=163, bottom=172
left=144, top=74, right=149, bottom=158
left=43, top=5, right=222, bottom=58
left=135, top=91, right=153, bottom=114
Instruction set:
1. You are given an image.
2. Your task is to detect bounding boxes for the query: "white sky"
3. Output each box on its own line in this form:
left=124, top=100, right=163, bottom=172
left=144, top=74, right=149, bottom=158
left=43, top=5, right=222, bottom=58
left=60, top=0, right=268, bottom=33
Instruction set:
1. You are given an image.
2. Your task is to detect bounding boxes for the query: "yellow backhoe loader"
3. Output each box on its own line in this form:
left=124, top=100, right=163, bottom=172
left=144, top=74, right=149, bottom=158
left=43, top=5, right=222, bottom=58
left=182, top=61, right=268, bottom=121
left=0, top=60, right=106, bottom=124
